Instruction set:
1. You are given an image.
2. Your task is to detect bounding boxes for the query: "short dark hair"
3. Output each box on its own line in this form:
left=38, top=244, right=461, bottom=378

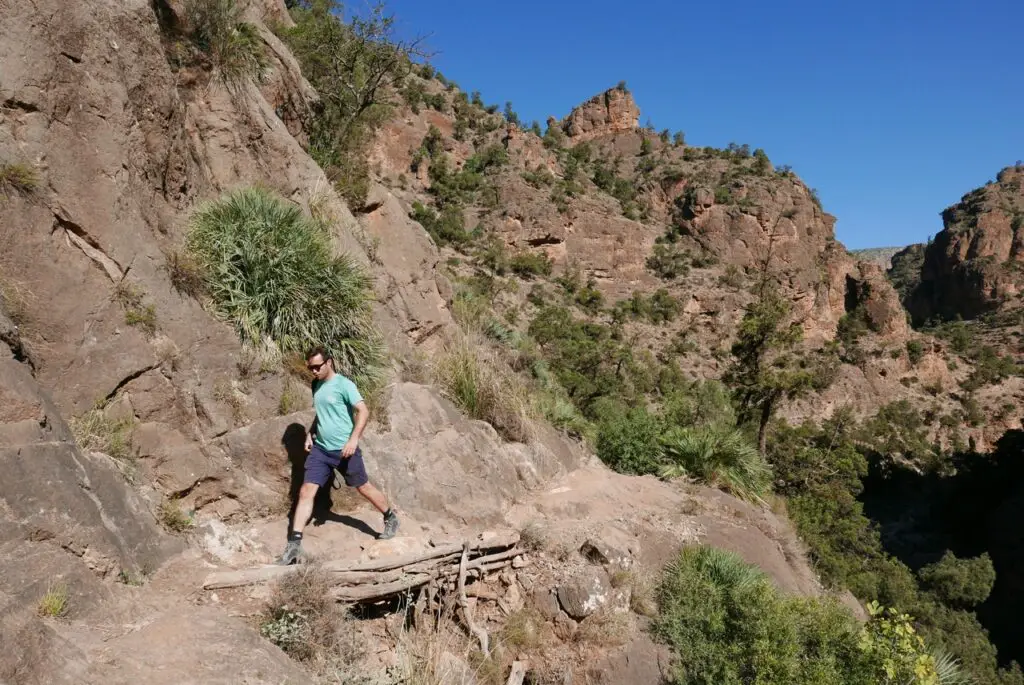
left=306, top=345, right=330, bottom=361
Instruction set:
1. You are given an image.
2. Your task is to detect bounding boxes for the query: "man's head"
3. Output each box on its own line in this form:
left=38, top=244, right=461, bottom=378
left=305, top=346, right=334, bottom=381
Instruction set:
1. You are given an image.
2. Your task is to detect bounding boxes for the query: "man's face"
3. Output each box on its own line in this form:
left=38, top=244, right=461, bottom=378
left=306, top=354, right=331, bottom=380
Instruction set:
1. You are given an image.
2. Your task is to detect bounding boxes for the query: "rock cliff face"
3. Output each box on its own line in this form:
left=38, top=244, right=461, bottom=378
left=906, top=165, right=1024, bottom=325
left=560, top=85, right=641, bottom=141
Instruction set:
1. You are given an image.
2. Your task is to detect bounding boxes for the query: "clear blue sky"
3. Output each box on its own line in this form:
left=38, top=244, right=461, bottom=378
left=378, top=0, right=1023, bottom=250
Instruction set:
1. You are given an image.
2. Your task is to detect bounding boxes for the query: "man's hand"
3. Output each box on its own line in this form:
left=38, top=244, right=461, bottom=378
left=304, top=432, right=313, bottom=452
left=342, top=438, right=358, bottom=458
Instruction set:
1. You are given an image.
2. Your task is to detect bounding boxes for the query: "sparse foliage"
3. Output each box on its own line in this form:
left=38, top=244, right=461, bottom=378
left=182, top=0, right=268, bottom=87
left=283, top=0, right=428, bottom=208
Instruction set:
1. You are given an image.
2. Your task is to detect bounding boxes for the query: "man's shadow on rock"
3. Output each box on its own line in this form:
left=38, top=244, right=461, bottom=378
left=282, top=423, right=378, bottom=539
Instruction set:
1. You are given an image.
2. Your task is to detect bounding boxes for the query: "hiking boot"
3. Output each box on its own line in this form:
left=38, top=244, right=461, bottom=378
left=276, top=539, right=303, bottom=565
left=379, top=510, right=400, bottom=540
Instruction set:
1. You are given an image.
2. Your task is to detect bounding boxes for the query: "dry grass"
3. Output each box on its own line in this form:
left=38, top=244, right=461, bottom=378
left=37, top=582, right=69, bottom=618
left=393, top=623, right=480, bottom=685
left=152, top=335, right=181, bottom=371
left=574, top=608, right=630, bottom=647
left=164, top=249, right=205, bottom=298
left=518, top=522, right=546, bottom=552
left=114, top=281, right=158, bottom=337
left=497, top=607, right=548, bottom=651
left=69, top=404, right=136, bottom=481
left=213, top=378, right=248, bottom=423
left=278, top=377, right=301, bottom=415
left=0, top=276, right=33, bottom=328
left=259, top=564, right=363, bottom=674
left=432, top=331, right=534, bottom=443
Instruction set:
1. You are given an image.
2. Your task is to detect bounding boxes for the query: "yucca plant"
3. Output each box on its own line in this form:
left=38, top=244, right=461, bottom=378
left=682, top=545, right=768, bottom=595
left=185, top=186, right=385, bottom=389
left=659, top=426, right=772, bottom=503
left=932, top=648, right=976, bottom=685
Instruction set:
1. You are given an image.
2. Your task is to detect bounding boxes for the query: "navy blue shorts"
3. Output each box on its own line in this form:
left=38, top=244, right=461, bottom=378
left=305, top=443, right=369, bottom=488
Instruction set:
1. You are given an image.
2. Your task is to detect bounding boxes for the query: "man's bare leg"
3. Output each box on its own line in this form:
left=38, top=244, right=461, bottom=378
left=293, top=482, right=320, bottom=532
left=278, top=482, right=319, bottom=564
left=356, top=481, right=400, bottom=539
left=356, top=482, right=389, bottom=514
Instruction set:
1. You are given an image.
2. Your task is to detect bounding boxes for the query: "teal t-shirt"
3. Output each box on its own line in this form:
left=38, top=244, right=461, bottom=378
left=311, top=374, right=364, bottom=450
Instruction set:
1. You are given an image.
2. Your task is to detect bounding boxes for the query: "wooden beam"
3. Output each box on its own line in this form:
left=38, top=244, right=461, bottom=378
left=201, top=530, right=520, bottom=590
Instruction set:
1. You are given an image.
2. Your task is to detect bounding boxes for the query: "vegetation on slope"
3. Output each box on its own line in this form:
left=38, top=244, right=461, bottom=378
left=653, top=545, right=964, bottom=685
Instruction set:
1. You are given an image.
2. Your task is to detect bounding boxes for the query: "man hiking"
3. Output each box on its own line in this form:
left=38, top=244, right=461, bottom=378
left=278, top=346, right=399, bottom=565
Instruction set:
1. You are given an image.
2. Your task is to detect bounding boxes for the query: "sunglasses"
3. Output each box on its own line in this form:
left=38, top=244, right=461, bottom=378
left=307, top=360, right=330, bottom=372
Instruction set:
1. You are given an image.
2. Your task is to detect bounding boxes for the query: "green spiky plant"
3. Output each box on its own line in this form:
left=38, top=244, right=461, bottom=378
left=185, top=186, right=385, bottom=390
left=659, top=426, right=772, bottom=503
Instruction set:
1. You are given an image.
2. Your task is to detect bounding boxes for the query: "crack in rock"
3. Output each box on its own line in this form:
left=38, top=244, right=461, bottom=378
left=104, top=363, right=160, bottom=403
left=55, top=211, right=123, bottom=281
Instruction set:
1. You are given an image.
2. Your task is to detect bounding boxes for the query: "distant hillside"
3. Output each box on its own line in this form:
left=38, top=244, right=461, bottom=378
left=850, top=245, right=908, bottom=269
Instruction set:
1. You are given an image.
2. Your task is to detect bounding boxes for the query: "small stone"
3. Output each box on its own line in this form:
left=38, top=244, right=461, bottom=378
left=530, top=588, right=561, bottom=620
left=512, top=554, right=529, bottom=569
left=553, top=612, right=578, bottom=641
left=557, top=569, right=610, bottom=620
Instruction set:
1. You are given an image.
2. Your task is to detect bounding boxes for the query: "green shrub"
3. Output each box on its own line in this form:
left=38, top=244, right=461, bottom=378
left=409, top=201, right=472, bottom=246
left=509, top=251, right=552, bottom=279
left=653, top=545, right=945, bottom=685
left=961, top=346, right=1019, bottom=391
left=918, top=552, right=996, bottom=609
left=907, top=339, right=925, bottom=365
left=646, top=243, right=691, bottom=280
left=183, top=0, right=267, bottom=86
left=659, top=427, right=771, bottom=503
left=185, top=186, right=384, bottom=387
left=595, top=406, right=663, bottom=475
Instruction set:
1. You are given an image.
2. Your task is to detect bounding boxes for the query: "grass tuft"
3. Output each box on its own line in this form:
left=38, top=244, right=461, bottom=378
left=183, top=0, right=268, bottom=87
left=0, top=161, right=39, bottom=197
left=114, top=282, right=158, bottom=337
left=69, top=404, right=136, bottom=481
left=158, top=498, right=195, bottom=533
left=433, top=332, right=533, bottom=443
left=37, top=582, right=69, bottom=618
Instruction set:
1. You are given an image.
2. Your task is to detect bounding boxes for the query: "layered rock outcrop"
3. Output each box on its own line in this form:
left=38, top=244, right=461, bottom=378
left=905, top=164, right=1024, bottom=324
left=560, top=85, right=640, bottom=141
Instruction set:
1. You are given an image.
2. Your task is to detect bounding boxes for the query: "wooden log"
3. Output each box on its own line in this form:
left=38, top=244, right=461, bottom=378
left=201, top=530, right=519, bottom=590
left=330, top=573, right=433, bottom=601
left=457, top=542, right=490, bottom=655
left=506, top=661, right=527, bottom=685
